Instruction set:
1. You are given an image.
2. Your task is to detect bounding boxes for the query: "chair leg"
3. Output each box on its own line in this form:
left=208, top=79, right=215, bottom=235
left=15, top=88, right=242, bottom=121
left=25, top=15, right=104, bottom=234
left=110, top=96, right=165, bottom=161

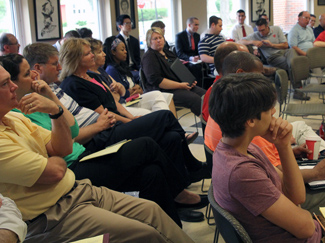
left=194, top=114, right=199, bottom=133
left=201, top=178, right=209, bottom=193
left=205, top=203, right=216, bottom=225
left=213, top=227, right=219, bottom=243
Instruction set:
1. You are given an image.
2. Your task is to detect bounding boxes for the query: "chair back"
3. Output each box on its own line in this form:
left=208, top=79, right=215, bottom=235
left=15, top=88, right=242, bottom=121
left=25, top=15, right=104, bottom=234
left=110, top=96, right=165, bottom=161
left=290, top=56, right=310, bottom=85
left=208, top=185, right=253, bottom=243
left=306, top=47, right=325, bottom=69
left=200, top=94, right=207, bottom=134
left=275, top=69, right=289, bottom=111
left=139, top=68, right=148, bottom=92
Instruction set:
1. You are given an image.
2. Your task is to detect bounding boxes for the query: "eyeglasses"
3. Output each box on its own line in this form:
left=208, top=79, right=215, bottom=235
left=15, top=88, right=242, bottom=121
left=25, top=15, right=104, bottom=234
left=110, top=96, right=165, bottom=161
left=123, top=22, right=133, bottom=26
left=9, top=42, right=19, bottom=46
left=302, top=16, right=310, bottom=20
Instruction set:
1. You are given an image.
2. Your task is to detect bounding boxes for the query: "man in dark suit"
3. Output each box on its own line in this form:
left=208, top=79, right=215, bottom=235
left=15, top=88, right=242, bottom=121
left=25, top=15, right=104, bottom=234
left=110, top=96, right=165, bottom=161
left=116, top=14, right=141, bottom=72
left=175, top=17, right=204, bottom=87
left=175, top=17, right=200, bottom=62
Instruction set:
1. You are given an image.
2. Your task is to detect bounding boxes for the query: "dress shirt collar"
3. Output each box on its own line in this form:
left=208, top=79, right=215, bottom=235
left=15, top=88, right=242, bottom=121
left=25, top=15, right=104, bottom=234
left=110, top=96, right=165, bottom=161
left=119, top=31, right=129, bottom=41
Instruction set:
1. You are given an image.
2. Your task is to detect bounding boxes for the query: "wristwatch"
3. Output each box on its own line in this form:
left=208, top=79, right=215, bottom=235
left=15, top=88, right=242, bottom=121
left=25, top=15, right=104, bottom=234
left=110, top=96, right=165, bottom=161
left=49, top=105, right=64, bottom=119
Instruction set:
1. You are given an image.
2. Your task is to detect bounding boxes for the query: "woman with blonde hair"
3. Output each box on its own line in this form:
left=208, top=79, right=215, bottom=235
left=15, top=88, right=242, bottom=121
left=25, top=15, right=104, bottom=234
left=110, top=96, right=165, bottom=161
left=59, top=37, right=211, bottom=188
left=141, top=27, right=206, bottom=116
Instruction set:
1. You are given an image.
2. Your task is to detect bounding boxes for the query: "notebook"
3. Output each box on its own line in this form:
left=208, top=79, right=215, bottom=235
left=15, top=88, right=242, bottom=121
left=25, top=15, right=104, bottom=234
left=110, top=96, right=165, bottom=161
left=299, top=164, right=325, bottom=190
left=170, top=58, right=196, bottom=86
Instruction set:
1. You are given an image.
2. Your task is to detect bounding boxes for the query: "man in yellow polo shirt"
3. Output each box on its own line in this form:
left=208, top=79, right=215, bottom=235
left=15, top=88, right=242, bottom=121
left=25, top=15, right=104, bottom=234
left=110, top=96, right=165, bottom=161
left=0, top=64, right=194, bottom=242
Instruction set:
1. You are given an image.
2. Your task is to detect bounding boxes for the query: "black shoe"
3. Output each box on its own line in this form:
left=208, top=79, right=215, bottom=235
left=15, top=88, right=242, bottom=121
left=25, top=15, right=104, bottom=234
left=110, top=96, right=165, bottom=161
left=186, top=132, right=199, bottom=145
left=293, top=90, right=310, bottom=100
left=175, top=194, right=209, bottom=211
left=189, top=163, right=211, bottom=183
left=178, top=210, right=204, bottom=222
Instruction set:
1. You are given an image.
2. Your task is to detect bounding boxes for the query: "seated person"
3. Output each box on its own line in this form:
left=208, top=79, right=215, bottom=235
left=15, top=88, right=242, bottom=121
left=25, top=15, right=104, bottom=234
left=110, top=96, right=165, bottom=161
left=141, top=27, right=206, bottom=116
left=201, top=42, right=250, bottom=122
left=0, top=54, right=208, bottom=226
left=0, top=64, right=194, bottom=242
left=23, top=42, right=205, bottom=185
left=102, top=36, right=175, bottom=116
left=0, top=194, right=27, bottom=243
left=58, top=38, right=210, bottom=184
left=175, top=17, right=203, bottom=87
left=77, top=27, right=93, bottom=38
left=115, top=14, right=140, bottom=83
left=210, top=72, right=322, bottom=242
left=205, top=50, right=325, bottom=214
left=151, top=20, right=170, bottom=51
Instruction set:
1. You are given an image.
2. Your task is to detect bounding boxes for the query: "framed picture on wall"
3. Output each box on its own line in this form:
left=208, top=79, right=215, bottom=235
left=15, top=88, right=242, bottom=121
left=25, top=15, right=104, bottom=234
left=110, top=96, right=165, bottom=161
left=115, top=0, right=136, bottom=29
left=251, top=0, right=271, bottom=22
left=318, top=0, right=325, bottom=5
left=33, top=0, right=62, bottom=41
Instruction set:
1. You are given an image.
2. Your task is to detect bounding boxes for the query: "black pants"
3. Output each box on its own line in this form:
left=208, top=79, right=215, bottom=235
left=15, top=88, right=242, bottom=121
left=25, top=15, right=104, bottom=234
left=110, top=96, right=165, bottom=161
left=84, top=110, right=203, bottom=184
left=72, top=137, right=186, bottom=227
left=168, top=86, right=206, bottom=116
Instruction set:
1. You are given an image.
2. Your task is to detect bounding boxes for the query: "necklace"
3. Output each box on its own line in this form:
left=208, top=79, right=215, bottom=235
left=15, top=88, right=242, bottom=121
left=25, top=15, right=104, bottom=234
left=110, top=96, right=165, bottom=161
left=75, top=73, right=91, bottom=81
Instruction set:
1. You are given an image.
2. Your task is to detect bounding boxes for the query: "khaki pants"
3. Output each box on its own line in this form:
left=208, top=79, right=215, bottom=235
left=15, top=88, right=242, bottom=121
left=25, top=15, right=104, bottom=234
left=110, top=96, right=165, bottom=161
left=25, top=179, right=194, bottom=243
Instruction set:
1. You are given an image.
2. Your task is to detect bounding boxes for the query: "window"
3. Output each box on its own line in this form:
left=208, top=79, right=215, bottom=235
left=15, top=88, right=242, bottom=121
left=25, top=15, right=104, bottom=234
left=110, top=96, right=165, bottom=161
left=60, top=0, right=101, bottom=39
left=137, top=0, right=174, bottom=49
left=207, top=0, right=245, bottom=39
left=0, top=0, right=16, bottom=34
left=273, top=0, right=308, bottom=34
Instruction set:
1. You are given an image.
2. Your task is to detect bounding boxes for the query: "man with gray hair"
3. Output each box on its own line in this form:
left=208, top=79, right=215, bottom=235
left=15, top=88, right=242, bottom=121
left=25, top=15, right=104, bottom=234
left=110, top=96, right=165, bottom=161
left=0, top=33, right=20, bottom=56
left=288, top=11, right=316, bottom=100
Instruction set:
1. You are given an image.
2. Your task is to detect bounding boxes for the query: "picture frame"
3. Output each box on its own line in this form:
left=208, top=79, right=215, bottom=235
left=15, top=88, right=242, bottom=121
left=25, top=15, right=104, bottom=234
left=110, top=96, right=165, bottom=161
left=318, top=0, right=325, bottom=5
left=34, top=0, right=62, bottom=41
left=251, top=0, right=271, bottom=22
left=115, top=0, right=136, bottom=29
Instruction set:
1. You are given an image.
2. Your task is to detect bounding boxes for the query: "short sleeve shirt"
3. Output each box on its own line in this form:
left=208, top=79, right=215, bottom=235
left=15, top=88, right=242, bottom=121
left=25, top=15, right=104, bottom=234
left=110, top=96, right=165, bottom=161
left=288, top=23, right=315, bottom=52
left=212, top=142, right=321, bottom=242
left=198, top=34, right=225, bottom=72
left=243, top=26, right=287, bottom=58
left=0, top=112, right=75, bottom=220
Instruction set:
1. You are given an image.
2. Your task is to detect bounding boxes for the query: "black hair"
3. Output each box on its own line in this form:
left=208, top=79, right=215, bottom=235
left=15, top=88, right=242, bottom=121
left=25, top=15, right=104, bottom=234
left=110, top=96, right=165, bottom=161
left=77, top=27, right=93, bottom=38
left=222, top=51, right=262, bottom=76
left=209, top=16, right=221, bottom=28
left=298, top=11, right=305, bottom=17
left=103, top=36, right=133, bottom=78
left=116, top=14, right=131, bottom=31
left=209, top=73, right=276, bottom=138
left=256, top=18, right=268, bottom=27
left=64, top=30, right=81, bottom=38
left=0, top=33, right=10, bottom=52
left=0, top=54, right=24, bottom=81
left=237, top=9, right=245, bottom=15
left=310, top=14, right=316, bottom=18
left=151, top=21, right=165, bottom=29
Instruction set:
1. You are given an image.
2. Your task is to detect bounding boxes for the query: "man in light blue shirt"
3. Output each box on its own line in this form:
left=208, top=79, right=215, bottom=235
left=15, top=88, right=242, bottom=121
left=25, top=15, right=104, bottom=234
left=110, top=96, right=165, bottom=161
left=288, top=11, right=315, bottom=56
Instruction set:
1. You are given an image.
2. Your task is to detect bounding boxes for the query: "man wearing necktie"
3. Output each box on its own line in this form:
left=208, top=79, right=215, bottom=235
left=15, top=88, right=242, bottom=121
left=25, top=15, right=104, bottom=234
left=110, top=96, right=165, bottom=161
left=116, top=15, right=141, bottom=73
left=231, top=9, right=254, bottom=42
left=175, top=17, right=200, bottom=62
left=175, top=17, right=202, bottom=86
